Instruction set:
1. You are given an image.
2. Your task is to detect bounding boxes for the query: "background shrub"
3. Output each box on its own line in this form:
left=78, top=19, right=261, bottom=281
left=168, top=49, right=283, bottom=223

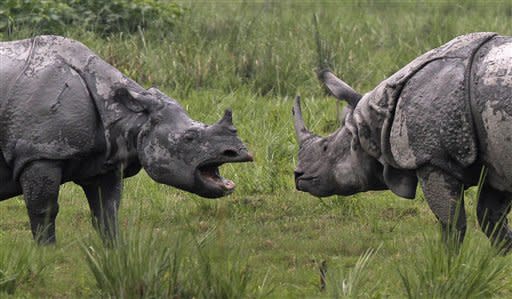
left=0, top=0, right=182, bottom=36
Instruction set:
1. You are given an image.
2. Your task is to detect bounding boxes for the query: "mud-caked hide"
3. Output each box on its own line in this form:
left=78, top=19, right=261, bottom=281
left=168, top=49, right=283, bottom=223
left=353, top=32, right=497, bottom=196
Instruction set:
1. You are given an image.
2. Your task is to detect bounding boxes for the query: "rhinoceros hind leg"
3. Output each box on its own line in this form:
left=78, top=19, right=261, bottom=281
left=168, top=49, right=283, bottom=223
left=80, top=169, right=122, bottom=243
left=0, top=180, right=22, bottom=201
left=0, top=155, right=22, bottom=201
left=477, top=185, right=512, bottom=252
left=19, top=160, right=62, bottom=245
left=418, top=165, right=466, bottom=246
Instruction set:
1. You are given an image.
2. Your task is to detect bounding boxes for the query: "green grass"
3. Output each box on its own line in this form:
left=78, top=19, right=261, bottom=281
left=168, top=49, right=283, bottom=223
left=3, top=0, right=512, bottom=298
left=81, top=223, right=260, bottom=298
left=326, top=247, right=380, bottom=298
left=0, top=239, right=48, bottom=295
left=399, top=233, right=508, bottom=299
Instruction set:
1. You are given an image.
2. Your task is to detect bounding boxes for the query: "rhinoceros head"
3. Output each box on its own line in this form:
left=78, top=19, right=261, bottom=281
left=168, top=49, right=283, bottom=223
left=292, top=70, right=386, bottom=197
left=127, top=88, right=253, bottom=198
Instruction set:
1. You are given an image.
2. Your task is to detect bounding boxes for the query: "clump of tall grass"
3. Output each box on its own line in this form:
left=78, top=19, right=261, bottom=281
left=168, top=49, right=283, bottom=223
left=399, top=167, right=507, bottom=298
left=326, top=247, right=380, bottom=299
left=192, top=241, right=254, bottom=299
left=0, top=239, right=48, bottom=295
left=398, top=233, right=507, bottom=299
left=82, top=227, right=188, bottom=298
left=82, top=224, right=270, bottom=298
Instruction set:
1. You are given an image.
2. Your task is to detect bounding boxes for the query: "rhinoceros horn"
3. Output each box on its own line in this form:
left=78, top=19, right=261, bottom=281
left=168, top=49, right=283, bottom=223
left=318, top=69, right=362, bottom=107
left=217, top=109, right=233, bottom=127
left=292, top=96, right=313, bottom=144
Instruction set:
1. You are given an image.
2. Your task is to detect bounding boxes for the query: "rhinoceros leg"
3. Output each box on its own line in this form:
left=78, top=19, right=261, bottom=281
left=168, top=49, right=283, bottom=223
left=417, top=165, right=466, bottom=245
left=0, top=155, right=22, bottom=200
left=19, top=160, right=62, bottom=244
left=477, top=185, right=512, bottom=252
left=80, top=170, right=122, bottom=242
left=0, top=180, right=22, bottom=201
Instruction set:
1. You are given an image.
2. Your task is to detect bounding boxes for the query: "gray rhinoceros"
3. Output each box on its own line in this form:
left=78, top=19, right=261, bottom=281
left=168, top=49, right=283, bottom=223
left=0, top=35, right=253, bottom=244
left=293, top=32, right=512, bottom=250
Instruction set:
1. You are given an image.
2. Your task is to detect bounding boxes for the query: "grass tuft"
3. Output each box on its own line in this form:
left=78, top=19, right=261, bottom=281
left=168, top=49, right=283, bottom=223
left=327, top=247, right=380, bottom=299
left=81, top=223, right=271, bottom=298
left=398, top=233, right=507, bottom=299
left=0, top=239, right=48, bottom=295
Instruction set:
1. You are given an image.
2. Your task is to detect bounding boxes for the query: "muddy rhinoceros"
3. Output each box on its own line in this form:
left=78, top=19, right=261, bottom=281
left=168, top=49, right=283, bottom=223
left=0, top=35, right=253, bottom=244
left=293, top=32, right=512, bottom=250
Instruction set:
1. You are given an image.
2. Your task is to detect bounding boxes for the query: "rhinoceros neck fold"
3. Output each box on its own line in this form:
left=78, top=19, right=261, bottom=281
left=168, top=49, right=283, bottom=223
left=101, top=112, right=147, bottom=173
left=51, top=37, right=150, bottom=167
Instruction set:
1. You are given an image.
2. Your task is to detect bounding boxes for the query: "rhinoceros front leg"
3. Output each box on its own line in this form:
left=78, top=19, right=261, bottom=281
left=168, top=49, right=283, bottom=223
left=417, top=165, right=466, bottom=245
left=19, top=160, right=62, bottom=245
left=477, top=185, right=512, bottom=252
left=80, top=169, right=122, bottom=242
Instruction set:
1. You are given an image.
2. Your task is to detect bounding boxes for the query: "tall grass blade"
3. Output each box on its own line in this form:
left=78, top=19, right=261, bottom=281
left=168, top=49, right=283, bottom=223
left=398, top=234, right=507, bottom=299
left=0, top=239, right=48, bottom=295
left=327, top=247, right=379, bottom=299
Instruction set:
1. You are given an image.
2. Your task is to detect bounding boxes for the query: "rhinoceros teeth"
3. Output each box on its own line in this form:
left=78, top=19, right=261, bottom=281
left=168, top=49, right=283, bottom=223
left=199, top=165, right=220, bottom=180
left=222, top=178, right=236, bottom=191
left=198, top=164, right=236, bottom=191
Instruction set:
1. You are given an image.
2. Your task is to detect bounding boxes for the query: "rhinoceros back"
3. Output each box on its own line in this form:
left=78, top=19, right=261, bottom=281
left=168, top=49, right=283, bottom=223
left=355, top=32, right=497, bottom=181
left=471, top=36, right=512, bottom=191
left=0, top=36, right=101, bottom=179
left=0, top=39, right=34, bottom=102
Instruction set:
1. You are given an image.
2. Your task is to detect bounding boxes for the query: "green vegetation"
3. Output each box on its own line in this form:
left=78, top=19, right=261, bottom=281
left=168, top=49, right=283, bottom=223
left=2, top=0, right=512, bottom=298
left=82, top=225, right=261, bottom=298
left=0, top=240, right=48, bottom=295
left=0, top=0, right=182, bottom=36
left=399, top=234, right=507, bottom=299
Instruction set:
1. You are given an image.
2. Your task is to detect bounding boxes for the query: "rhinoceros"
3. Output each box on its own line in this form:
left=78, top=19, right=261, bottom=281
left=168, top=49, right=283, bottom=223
left=0, top=35, right=253, bottom=244
left=293, top=32, right=512, bottom=250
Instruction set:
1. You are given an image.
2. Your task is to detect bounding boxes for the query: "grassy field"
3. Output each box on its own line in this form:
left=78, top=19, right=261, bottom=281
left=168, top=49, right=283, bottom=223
left=3, top=1, right=512, bottom=298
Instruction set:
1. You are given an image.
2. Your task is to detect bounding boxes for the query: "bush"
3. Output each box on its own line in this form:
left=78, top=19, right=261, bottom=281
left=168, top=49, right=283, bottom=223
left=0, top=0, right=182, bottom=37
left=0, top=0, right=73, bottom=36
left=71, top=0, right=182, bottom=35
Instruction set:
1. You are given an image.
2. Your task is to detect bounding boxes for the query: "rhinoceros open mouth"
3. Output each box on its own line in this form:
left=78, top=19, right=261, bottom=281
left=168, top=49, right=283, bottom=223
left=196, top=162, right=236, bottom=194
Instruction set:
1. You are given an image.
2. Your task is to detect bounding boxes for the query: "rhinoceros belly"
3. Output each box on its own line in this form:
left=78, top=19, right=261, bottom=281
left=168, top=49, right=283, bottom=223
left=471, top=36, right=512, bottom=191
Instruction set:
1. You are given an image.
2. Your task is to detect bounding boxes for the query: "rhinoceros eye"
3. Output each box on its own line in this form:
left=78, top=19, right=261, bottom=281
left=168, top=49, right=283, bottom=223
left=183, top=130, right=199, bottom=142
left=321, top=140, right=328, bottom=152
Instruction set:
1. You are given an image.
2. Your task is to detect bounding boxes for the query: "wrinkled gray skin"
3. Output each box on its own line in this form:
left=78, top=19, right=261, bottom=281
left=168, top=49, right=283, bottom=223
left=0, top=35, right=252, bottom=244
left=293, top=32, right=512, bottom=251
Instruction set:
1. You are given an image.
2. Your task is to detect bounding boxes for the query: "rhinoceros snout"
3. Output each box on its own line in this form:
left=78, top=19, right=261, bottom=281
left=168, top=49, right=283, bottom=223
left=219, top=148, right=254, bottom=163
left=294, top=170, right=304, bottom=190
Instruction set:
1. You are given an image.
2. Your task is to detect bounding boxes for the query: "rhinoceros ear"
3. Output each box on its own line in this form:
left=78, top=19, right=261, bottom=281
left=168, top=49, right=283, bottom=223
left=318, top=69, right=362, bottom=107
left=115, top=87, right=162, bottom=113
left=383, top=164, right=418, bottom=199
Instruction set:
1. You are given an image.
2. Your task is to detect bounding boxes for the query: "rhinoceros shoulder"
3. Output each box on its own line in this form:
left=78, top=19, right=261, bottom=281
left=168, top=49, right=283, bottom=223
left=356, top=33, right=498, bottom=178
left=390, top=58, right=477, bottom=173
left=0, top=37, right=103, bottom=179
